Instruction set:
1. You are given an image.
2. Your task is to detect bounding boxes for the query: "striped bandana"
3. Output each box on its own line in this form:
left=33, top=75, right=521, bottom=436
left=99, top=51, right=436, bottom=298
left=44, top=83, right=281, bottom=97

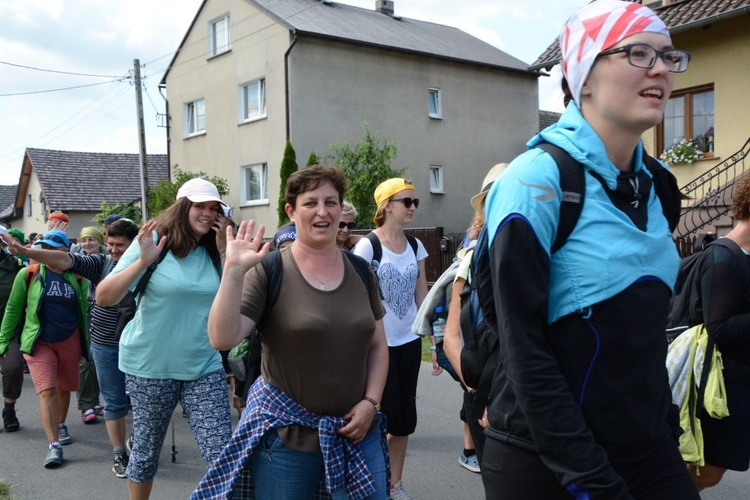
left=560, top=0, right=669, bottom=104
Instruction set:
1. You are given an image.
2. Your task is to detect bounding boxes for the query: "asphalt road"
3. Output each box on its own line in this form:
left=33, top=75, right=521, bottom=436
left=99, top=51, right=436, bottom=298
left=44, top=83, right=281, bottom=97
left=0, top=363, right=484, bottom=499
left=1, top=363, right=746, bottom=499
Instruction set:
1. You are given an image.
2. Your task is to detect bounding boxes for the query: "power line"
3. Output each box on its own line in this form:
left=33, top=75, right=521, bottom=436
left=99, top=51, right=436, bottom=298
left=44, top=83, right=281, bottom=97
left=0, top=60, right=124, bottom=78
left=0, top=78, right=129, bottom=97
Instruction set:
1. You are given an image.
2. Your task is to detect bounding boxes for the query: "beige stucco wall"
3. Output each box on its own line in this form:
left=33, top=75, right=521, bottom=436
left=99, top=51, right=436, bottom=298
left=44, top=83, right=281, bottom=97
left=287, top=39, right=539, bottom=234
left=166, top=0, right=289, bottom=229
left=643, top=15, right=750, bottom=189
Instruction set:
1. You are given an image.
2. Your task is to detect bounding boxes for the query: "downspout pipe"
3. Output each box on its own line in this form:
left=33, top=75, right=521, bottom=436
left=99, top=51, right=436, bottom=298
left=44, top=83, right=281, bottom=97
left=284, top=31, right=299, bottom=142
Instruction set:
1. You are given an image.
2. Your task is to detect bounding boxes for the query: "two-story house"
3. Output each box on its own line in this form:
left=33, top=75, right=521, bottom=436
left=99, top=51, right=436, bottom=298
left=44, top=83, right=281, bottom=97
left=161, top=0, right=541, bottom=235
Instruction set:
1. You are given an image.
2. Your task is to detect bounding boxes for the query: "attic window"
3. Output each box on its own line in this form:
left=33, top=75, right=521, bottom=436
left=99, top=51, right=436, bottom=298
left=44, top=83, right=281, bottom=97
left=208, top=14, right=231, bottom=57
left=428, top=88, right=442, bottom=119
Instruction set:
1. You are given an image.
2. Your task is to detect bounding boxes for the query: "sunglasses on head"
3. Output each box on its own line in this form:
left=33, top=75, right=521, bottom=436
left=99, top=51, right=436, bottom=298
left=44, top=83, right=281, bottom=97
left=338, top=221, right=357, bottom=230
left=391, top=197, right=420, bottom=209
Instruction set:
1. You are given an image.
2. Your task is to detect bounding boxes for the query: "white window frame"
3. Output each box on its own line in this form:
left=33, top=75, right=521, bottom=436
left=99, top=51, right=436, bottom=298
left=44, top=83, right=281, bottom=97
left=184, top=98, right=206, bottom=137
left=208, top=14, right=231, bottom=58
left=40, top=193, right=46, bottom=216
left=238, top=78, right=267, bottom=124
left=429, top=166, right=444, bottom=193
left=26, top=194, right=32, bottom=216
left=240, top=163, right=269, bottom=206
left=428, top=88, right=442, bottom=119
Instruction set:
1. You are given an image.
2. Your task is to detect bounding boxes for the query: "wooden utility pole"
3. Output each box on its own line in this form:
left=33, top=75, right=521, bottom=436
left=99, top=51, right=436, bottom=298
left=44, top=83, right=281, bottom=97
left=134, top=59, right=149, bottom=220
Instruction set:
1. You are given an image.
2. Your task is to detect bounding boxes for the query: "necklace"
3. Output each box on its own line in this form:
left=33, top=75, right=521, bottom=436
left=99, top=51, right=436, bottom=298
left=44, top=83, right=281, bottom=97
left=379, top=228, right=403, bottom=254
left=295, top=243, right=338, bottom=290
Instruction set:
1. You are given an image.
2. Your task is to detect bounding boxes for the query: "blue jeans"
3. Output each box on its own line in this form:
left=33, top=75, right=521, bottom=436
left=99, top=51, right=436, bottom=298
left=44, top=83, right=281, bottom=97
left=89, top=342, right=127, bottom=420
left=251, top=426, right=388, bottom=500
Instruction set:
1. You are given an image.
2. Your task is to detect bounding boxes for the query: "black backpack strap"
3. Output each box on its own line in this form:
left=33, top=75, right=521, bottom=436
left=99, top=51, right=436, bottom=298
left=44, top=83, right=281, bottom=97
left=642, top=153, right=682, bottom=233
left=365, top=232, right=382, bottom=266
left=259, top=249, right=284, bottom=331
left=343, top=250, right=371, bottom=291
left=405, top=233, right=418, bottom=258
left=536, top=143, right=586, bottom=254
left=132, top=245, right=169, bottom=302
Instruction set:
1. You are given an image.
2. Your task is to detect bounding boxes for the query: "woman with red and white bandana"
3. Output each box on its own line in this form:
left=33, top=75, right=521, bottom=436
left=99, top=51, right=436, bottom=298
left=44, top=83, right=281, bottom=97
left=480, top=1, right=699, bottom=498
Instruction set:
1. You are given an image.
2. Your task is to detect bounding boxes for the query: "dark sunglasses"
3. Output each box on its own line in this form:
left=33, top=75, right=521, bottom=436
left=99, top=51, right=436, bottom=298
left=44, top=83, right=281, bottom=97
left=338, top=221, right=357, bottom=230
left=391, top=197, right=420, bottom=209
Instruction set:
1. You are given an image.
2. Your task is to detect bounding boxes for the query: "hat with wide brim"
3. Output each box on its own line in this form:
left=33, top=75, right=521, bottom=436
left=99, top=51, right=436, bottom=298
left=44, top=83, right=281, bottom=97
left=471, top=163, right=508, bottom=213
left=177, top=178, right=228, bottom=208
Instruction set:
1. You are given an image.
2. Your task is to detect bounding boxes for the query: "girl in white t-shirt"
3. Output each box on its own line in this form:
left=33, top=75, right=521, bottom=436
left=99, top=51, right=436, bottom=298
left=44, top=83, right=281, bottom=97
left=353, top=178, right=428, bottom=500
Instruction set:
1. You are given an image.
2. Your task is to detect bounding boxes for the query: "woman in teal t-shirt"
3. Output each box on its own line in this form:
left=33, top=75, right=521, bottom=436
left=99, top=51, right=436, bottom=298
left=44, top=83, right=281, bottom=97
left=97, top=179, right=232, bottom=499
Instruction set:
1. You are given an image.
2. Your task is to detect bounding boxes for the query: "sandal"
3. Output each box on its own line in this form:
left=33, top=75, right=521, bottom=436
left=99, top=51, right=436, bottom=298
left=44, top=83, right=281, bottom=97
left=82, top=408, right=98, bottom=424
left=93, top=405, right=105, bottom=416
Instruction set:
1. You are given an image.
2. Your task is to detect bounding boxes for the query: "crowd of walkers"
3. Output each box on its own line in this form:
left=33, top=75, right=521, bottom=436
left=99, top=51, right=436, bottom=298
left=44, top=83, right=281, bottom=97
left=3, top=1, right=750, bottom=499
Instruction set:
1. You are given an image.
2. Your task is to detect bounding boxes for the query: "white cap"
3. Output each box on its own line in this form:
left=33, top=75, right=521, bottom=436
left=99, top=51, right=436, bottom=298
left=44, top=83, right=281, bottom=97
left=176, top=178, right=228, bottom=208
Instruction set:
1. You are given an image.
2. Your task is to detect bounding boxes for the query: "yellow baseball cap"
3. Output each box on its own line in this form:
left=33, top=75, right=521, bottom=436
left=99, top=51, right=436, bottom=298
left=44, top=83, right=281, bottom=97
left=374, top=178, right=415, bottom=207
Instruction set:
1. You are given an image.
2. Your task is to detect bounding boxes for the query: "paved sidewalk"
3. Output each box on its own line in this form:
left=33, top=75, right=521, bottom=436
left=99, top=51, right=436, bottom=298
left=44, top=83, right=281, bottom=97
left=0, top=363, right=485, bottom=499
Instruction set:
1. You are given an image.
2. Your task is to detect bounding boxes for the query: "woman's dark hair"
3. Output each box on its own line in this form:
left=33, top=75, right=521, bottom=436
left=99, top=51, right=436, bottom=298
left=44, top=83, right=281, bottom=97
left=152, top=198, right=221, bottom=267
left=285, top=165, right=347, bottom=208
left=107, top=219, right=139, bottom=242
left=561, top=76, right=573, bottom=108
left=731, top=175, right=750, bottom=221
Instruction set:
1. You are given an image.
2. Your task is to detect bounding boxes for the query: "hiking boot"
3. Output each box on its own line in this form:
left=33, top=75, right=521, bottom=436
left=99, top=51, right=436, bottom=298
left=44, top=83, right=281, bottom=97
left=82, top=408, right=98, bottom=424
left=58, top=424, right=72, bottom=445
left=3, top=407, right=20, bottom=432
left=44, top=444, right=64, bottom=469
left=112, top=452, right=129, bottom=478
left=458, top=451, right=481, bottom=473
left=389, top=481, right=414, bottom=500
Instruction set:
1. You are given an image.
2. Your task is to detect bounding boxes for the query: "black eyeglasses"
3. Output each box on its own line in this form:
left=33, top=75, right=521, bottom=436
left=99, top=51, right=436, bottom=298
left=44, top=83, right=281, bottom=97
left=596, top=44, right=691, bottom=73
left=338, top=221, right=357, bottom=230
left=391, top=197, right=420, bottom=209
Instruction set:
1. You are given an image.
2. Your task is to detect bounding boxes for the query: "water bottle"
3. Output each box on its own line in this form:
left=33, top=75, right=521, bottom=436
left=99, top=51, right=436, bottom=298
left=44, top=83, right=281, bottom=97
left=432, top=306, right=446, bottom=342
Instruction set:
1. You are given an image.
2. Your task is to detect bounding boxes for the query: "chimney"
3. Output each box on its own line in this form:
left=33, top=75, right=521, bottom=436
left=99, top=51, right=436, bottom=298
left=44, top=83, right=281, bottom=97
left=376, top=0, right=394, bottom=16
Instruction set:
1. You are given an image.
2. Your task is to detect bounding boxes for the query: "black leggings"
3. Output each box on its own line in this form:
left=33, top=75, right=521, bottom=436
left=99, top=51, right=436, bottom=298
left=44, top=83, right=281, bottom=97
left=481, top=437, right=700, bottom=500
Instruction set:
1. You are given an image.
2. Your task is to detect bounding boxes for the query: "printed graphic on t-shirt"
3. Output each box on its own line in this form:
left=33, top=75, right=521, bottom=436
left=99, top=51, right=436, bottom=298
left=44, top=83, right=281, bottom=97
left=379, top=262, right=418, bottom=319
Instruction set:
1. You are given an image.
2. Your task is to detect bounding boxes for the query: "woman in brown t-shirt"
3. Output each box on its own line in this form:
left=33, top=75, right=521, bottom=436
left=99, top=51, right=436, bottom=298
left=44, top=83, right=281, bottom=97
left=205, top=165, right=389, bottom=499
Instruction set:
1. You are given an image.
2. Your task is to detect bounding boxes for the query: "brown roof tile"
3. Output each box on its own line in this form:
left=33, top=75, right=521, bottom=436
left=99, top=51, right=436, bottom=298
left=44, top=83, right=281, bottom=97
left=25, top=148, right=169, bottom=212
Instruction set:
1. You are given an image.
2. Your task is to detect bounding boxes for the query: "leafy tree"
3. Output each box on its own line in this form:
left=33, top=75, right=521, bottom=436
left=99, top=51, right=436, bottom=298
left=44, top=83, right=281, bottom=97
left=94, top=201, right=143, bottom=225
left=306, top=152, right=319, bottom=166
left=147, top=166, right=229, bottom=218
left=326, top=123, right=401, bottom=228
left=278, top=141, right=298, bottom=226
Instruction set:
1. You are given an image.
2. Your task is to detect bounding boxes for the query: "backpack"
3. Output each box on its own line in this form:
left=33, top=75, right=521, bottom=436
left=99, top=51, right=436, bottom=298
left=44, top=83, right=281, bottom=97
left=234, top=248, right=373, bottom=404
left=365, top=231, right=418, bottom=265
left=666, top=238, right=749, bottom=343
left=0, top=251, right=23, bottom=313
left=460, top=142, right=681, bottom=392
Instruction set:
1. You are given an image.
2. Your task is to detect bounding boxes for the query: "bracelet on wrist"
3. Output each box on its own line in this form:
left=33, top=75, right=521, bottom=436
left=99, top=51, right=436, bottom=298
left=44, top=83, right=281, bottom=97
left=430, top=346, right=437, bottom=352
left=363, top=396, right=381, bottom=411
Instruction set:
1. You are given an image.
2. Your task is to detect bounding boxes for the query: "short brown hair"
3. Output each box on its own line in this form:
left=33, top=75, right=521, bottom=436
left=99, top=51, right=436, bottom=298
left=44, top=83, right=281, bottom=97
left=732, top=175, right=750, bottom=221
left=285, top=165, right=347, bottom=208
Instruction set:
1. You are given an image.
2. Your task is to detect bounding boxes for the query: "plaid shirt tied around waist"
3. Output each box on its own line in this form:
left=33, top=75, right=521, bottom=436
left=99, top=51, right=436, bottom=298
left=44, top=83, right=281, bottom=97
left=191, top=376, right=390, bottom=499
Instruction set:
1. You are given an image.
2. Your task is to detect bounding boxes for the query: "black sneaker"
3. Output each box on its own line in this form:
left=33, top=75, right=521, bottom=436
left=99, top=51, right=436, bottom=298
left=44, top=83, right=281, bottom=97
left=112, top=453, right=129, bottom=478
left=3, top=407, right=20, bottom=432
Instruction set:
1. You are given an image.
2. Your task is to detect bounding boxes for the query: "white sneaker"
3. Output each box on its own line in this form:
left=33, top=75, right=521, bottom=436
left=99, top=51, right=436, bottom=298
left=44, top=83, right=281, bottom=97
left=389, top=480, right=414, bottom=500
left=458, top=451, right=481, bottom=473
